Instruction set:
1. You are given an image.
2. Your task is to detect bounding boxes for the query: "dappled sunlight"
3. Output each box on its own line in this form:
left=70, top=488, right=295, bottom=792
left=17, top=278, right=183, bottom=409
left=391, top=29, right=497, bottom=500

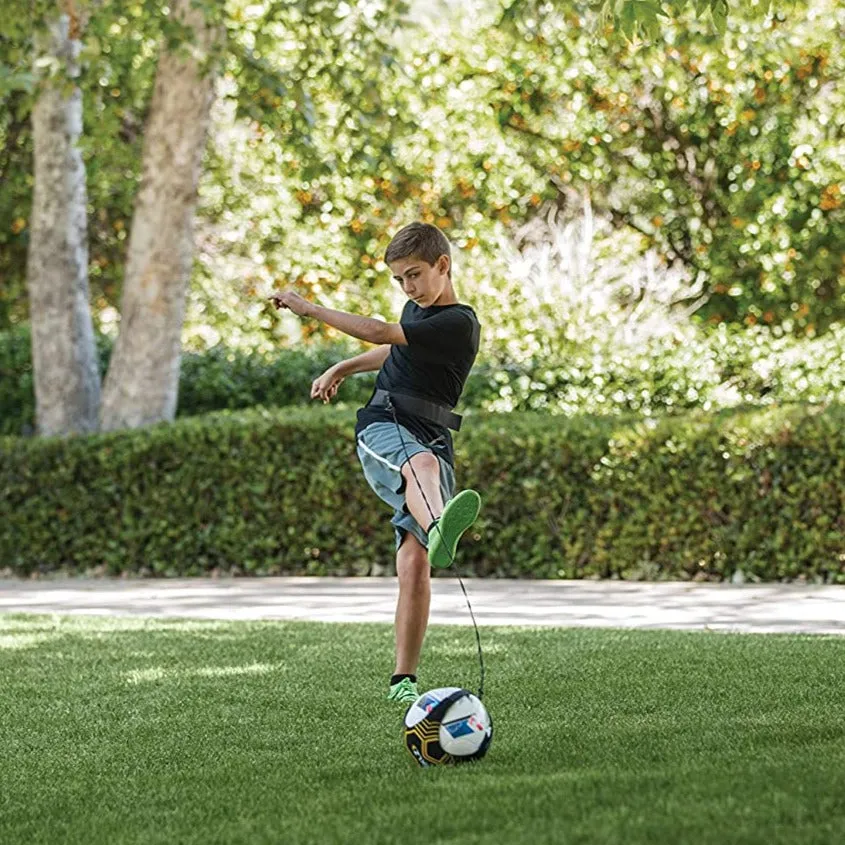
left=124, top=667, right=168, bottom=684
left=123, top=661, right=286, bottom=685
left=0, top=615, right=298, bottom=658
left=0, top=633, right=55, bottom=650
left=0, top=613, right=235, bottom=635
left=426, top=640, right=506, bottom=657
left=0, top=613, right=286, bottom=637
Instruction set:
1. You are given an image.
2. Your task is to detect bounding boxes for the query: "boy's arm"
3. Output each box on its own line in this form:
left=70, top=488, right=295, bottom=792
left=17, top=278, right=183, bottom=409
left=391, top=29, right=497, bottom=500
left=268, top=290, right=407, bottom=346
left=310, top=304, right=407, bottom=346
left=334, top=345, right=391, bottom=377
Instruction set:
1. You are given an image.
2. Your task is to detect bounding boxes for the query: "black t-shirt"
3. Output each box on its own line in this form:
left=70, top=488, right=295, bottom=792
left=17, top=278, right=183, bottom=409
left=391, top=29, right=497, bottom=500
left=354, top=300, right=481, bottom=468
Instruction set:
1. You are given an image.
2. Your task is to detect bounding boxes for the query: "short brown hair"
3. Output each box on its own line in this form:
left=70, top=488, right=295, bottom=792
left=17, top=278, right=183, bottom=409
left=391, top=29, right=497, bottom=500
left=384, top=222, right=451, bottom=278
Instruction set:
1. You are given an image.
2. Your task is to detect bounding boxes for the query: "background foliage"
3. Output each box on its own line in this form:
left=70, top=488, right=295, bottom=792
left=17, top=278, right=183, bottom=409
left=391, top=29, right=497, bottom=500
left=2, top=319, right=843, bottom=437
left=1, top=0, right=842, bottom=342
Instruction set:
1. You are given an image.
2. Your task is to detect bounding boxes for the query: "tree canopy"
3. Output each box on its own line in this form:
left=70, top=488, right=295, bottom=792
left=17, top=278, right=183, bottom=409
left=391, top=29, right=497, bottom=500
left=1, top=0, right=842, bottom=344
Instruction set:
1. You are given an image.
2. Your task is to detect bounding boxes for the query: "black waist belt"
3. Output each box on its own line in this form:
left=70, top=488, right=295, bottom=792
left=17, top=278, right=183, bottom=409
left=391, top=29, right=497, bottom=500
left=368, top=389, right=462, bottom=431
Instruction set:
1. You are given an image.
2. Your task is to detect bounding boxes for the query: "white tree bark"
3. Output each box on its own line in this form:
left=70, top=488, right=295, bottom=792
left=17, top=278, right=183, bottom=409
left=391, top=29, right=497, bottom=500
left=26, top=12, right=100, bottom=437
left=99, top=0, right=221, bottom=431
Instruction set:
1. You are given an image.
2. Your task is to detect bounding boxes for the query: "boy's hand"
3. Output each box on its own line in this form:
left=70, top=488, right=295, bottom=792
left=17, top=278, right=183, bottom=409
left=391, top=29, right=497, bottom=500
left=268, top=290, right=314, bottom=318
left=311, top=366, right=345, bottom=404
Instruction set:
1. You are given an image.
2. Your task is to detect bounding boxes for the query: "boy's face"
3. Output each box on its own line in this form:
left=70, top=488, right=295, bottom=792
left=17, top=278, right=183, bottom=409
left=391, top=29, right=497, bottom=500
left=389, top=254, right=452, bottom=307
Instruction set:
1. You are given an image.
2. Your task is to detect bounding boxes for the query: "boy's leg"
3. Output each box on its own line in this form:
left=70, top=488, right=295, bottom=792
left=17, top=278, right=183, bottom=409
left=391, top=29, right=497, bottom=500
left=400, top=452, right=444, bottom=531
left=393, top=530, right=431, bottom=677
left=399, top=449, right=480, bottom=570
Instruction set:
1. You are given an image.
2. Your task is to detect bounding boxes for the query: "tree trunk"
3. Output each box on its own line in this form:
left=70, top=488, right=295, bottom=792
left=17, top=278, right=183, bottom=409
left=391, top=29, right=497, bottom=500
left=99, top=0, right=221, bottom=431
left=26, top=11, right=100, bottom=437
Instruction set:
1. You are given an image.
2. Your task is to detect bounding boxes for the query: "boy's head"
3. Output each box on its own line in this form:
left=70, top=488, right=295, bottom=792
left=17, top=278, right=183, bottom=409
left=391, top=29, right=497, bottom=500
left=384, top=222, right=456, bottom=308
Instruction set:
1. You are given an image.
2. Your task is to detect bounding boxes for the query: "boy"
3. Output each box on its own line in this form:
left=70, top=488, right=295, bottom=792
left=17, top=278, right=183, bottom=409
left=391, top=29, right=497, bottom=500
left=270, top=221, right=482, bottom=704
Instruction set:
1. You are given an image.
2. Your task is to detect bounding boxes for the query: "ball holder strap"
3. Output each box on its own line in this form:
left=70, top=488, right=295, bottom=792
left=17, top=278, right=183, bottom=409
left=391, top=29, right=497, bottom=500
left=424, top=688, right=472, bottom=724
left=368, top=388, right=462, bottom=431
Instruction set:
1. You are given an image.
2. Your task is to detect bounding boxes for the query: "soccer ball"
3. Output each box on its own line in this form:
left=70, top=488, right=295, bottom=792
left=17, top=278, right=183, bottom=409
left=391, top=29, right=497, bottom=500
left=403, top=687, right=493, bottom=767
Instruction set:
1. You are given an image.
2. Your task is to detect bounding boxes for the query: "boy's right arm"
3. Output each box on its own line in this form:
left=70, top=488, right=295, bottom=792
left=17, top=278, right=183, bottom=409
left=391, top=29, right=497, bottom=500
left=311, top=345, right=390, bottom=403
left=334, top=344, right=391, bottom=377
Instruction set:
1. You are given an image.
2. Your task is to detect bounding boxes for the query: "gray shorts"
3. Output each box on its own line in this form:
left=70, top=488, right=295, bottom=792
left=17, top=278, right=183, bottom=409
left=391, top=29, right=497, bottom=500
left=356, top=421, right=456, bottom=552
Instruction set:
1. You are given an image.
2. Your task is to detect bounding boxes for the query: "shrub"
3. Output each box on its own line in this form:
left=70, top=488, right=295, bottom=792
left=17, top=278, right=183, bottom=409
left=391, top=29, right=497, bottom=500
left=4, top=321, right=845, bottom=437
left=0, top=324, right=111, bottom=437
left=0, top=327, right=373, bottom=436
left=2, top=403, right=842, bottom=581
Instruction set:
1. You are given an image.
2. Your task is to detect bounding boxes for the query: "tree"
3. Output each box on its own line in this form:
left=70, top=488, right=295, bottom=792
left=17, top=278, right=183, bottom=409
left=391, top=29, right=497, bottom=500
left=3, top=0, right=223, bottom=435
left=26, top=5, right=100, bottom=436
left=99, top=0, right=223, bottom=430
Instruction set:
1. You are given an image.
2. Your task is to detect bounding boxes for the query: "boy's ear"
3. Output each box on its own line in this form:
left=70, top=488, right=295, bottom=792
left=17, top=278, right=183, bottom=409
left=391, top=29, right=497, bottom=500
left=437, top=254, right=451, bottom=275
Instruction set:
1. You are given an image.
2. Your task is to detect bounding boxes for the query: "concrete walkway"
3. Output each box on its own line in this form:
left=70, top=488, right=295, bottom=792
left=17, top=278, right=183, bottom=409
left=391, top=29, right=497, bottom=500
left=1, top=577, right=844, bottom=635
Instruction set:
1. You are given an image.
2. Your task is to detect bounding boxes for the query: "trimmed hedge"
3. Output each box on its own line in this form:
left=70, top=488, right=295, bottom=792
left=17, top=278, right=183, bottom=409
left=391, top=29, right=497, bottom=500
left=2, top=403, right=843, bottom=581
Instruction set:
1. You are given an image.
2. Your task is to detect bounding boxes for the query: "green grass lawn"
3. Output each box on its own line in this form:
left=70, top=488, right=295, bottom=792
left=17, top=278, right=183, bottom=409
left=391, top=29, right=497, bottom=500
left=2, top=614, right=844, bottom=845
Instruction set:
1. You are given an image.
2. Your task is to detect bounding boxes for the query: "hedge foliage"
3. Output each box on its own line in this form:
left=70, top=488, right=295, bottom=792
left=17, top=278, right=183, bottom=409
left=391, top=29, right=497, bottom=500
left=2, top=323, right=844, bottom=436
left=2, top=403, right=842, bottom=581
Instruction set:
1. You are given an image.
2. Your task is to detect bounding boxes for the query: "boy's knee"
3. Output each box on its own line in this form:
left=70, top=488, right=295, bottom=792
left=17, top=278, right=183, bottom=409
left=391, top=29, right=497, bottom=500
left=401, top=451, right=439, bottom=480
left=397, top=534, right=431, bottom=583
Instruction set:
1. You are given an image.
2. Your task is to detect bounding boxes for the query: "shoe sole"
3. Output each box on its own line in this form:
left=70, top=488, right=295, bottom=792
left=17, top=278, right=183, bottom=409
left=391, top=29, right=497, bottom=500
left=428, top=489, right=481, bottom=569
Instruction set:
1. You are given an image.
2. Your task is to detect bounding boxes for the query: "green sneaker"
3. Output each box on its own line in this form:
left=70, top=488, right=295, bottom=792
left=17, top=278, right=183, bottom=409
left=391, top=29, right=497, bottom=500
left=387, top=677, right=419, bottom=704
left=427, top=489, right=482, bottom=570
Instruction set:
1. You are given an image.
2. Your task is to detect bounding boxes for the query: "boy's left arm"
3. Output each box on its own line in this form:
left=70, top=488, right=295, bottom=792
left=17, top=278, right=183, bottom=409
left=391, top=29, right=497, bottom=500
left=269, top=290, right=407, bottom=346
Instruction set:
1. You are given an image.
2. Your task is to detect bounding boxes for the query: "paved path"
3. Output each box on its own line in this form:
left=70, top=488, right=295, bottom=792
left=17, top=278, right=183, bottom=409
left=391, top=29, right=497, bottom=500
left=1, top=578, right=844, bottom=635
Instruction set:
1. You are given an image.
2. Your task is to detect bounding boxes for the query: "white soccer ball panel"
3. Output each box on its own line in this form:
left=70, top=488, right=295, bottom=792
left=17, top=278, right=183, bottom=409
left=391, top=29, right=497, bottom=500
left=439, top=694, right=492, bottom=757
left=404, top=687, right=463, bottom=729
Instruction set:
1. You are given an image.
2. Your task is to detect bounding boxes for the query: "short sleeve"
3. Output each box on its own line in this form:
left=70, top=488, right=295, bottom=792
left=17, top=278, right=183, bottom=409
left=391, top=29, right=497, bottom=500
left=401, top=309, right=476, bottom=359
